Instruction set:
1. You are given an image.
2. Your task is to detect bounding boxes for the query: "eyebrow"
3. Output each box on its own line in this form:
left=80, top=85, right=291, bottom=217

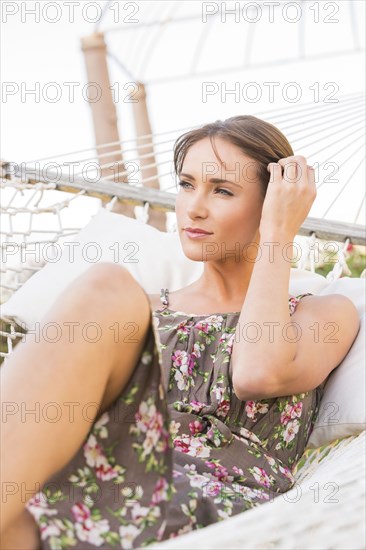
left=179, top=173, right=242, bottom=189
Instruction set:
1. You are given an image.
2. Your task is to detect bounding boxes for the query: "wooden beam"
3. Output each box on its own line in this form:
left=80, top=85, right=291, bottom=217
left=80, top=32, right=134, bottom=218
left=5, top=164, right=366, bottom=245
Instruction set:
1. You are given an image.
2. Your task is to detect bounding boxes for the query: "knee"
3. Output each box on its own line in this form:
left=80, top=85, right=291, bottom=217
left=75, top=263, right=149, bottom=314
left=81, top=262, right=134, bottom=290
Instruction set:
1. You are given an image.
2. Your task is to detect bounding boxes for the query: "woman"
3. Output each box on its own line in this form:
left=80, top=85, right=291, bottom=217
left=1, top=115, right=360, bottom=549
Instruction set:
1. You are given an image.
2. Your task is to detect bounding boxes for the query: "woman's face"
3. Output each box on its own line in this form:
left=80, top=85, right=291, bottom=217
left=175, top=137, right=264, bottom=263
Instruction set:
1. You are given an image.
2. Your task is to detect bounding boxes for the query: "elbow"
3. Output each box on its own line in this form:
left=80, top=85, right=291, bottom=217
left=232, top=368, right=280, bottom=401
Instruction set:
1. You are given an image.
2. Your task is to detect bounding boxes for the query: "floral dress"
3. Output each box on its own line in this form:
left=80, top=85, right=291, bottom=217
left=25, top=290, right=327, bottom=549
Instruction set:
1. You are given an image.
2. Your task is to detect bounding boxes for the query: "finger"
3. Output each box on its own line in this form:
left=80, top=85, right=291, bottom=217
left=267, top=163, right=283, bottom=184
left=277, top=158, right=297, bottom=183
left=278, top=156, right=307, bottom=184
left=307, top=165, right=317, bottom=195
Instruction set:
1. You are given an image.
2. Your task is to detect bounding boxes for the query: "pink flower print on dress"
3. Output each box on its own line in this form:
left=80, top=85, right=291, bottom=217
left=279, top=464, right=295, bottom=483
left=25, top=492, right=58, bottom=522
left=204, top=480, right=224, bottom=497
left=174, top=434, right=211, bottom=458
left=245, top=400, right=270, bottom=421
left=195, top=315, right=224, bottom=333
left=204, top=461, right=233, bottom=483
left=217, top=331, right=235, bottom=355
left=72, top=502, right=110, bottom=546
left=280, top=402, right=303, bottom=425
left=249, top=466, right=276, bottom=489
left=283, top=419, right=300, bottom=443
left=239, top=427, right=263, bottom=446
left=176, top=320, right=194, bottom=339
left=151, top=477, right=170, bottom=504
left=190, top=400, right=206, bottom=413
left=83, top=434, right=119, bottom=481
left=189, top=419, right=205, bottom=435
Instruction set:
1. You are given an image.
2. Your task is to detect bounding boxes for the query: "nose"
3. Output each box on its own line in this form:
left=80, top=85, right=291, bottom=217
left=186, top=188, right=209, bottom=220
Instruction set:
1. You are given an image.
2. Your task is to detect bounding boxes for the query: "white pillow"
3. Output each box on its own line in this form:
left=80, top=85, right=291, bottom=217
left=306, top=277, right=366, bottom=448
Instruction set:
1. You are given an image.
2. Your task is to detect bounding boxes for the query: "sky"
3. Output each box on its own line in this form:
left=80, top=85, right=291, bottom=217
left=1, top=0, right=365, bottom=239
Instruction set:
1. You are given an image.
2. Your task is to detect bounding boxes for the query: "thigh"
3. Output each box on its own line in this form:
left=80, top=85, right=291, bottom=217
left=1, top=509, right=41, bottom=550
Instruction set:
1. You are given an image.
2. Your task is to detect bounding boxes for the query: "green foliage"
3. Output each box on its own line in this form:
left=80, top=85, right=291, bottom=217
left=314, top=244, right=366, bottom=278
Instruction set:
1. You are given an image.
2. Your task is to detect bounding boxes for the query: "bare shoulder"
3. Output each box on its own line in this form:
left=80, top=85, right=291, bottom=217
left=147, top=293, right=162, bottom=311
left=292, top=293, right=360, bottom=339
left=294, top=292, right=358, bottom=311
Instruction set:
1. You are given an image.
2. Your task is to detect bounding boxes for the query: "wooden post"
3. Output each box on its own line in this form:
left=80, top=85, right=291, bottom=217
left=132, top=82, right=167, bottom=232
left=80, top=32, right=134, bottom=217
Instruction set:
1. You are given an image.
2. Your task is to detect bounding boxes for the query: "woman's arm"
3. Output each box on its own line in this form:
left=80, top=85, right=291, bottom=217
left=231, top=155, right=361, bottom=400
left=231, top=227, right=299, bottom=398
left=232, top=156, right=314, bottom=398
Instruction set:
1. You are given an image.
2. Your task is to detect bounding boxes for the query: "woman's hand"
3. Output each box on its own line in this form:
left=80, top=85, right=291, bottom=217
left=259, top=155, right=317, bottom=239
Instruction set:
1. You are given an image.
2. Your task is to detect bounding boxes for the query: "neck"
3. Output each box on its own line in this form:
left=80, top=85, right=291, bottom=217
left=194, top=257, right=256, bottom=306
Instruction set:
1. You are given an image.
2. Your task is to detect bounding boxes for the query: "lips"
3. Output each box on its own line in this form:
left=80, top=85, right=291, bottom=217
left=184, top=228, right=213, bottom=235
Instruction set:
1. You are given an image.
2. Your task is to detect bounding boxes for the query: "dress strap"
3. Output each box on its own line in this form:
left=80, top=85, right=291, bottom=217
left=289, top=292, right=313, bottom=315
left=296, top=293, right=313, bottom=300
left=160, top=288, right=169, bottom=307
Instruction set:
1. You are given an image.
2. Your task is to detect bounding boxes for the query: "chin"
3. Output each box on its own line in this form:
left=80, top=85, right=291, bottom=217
left=178, top=241, right=206, bottom=262
left=181, top=248, right=206, bottom=262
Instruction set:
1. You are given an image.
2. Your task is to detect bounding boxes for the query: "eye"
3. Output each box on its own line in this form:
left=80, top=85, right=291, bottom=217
left=178, top=180, right=192, bottom=189
left=178, top=181, right=233, bottom=196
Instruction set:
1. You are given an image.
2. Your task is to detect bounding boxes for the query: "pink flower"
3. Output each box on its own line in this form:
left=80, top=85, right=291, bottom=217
left=218, top=332, right=235, bottom=354
left=195, top=315, right=223, bottom=333
left=83, top=434, right=119, bottom=481
left=174, top=438, right=190, bottom=454
left=250, top=466, right=274, bottom=488
left=279, top=464, right=295, bottom=483
left=189, top=420, right=205, bottom=435
left=72, top=502, right=90, bottom=522
left=194, top=321, right=210, bottom=334
left=172, top=349, right=189, bottom=369
left=216, top=399, right=230, bottom=417
left=176, top=321, right=192, bottom=337
left=213, top=465, right=229, bottom=481
left=95, top=461, right=119, bottom=481
left=280, top=402, right=303, bottom=425
left=204, top=481, right=223, bottom=497
left=151, top=477, right=169, bottom=504
left=204, top=461, right=231, bottom=482
left=245, top=400, right=269, bottom=420
left=174, top=435, right=210, bottom=458
left=25, top=492, right=57, bottom=522
left=283, top=419, right=300, bottom=443
left=190, top=400, right=206, bottom=413
left=245, top=401, right=257, bottom=419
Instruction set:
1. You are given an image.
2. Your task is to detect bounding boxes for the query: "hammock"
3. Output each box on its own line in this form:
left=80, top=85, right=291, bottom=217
left=1, top=117, right=365, bottom=549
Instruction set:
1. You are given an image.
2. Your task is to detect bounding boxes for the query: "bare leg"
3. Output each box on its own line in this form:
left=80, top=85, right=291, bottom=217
left=0, top=263, right=152, bottom=538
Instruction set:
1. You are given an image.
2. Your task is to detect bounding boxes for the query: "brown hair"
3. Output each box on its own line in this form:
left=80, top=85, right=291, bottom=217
left=173, top=115, right=294, bottom=199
